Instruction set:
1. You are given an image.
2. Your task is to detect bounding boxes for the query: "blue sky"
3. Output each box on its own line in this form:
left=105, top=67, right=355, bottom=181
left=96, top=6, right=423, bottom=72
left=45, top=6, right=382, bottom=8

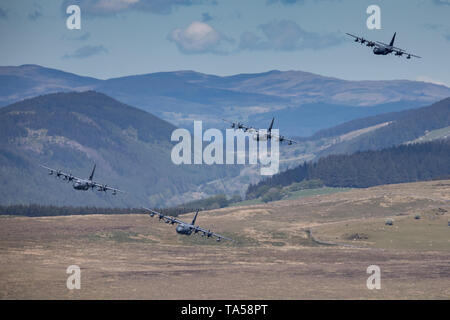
left=0, top=0, right=449, bottom=85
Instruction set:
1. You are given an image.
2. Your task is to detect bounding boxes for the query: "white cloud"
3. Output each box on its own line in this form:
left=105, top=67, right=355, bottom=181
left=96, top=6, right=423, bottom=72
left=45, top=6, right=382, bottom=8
left=168, top=21, right=232, bottom=54
left=61, top=0, right=211, bottom=16
left=95, top=0, right=139, bottom=13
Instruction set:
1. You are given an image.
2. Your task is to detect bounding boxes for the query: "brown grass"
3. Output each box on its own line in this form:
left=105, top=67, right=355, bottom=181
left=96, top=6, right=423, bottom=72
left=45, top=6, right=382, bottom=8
left=0, top=180, right=449, bottom=299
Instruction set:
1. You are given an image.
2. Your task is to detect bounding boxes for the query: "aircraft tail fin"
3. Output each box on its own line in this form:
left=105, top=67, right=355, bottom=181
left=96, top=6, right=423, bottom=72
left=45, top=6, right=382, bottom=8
left=389, top=32, right=396, bottom=47
left=268, top=117, right=275, bottom=133
left=89, top=164, right=96, bottom=181
left=191, top=209, right=199, bottom=225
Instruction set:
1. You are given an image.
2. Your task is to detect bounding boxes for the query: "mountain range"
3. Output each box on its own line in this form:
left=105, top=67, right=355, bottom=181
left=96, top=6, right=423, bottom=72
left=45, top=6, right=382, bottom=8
left=2, top=64, right=450, bottom=136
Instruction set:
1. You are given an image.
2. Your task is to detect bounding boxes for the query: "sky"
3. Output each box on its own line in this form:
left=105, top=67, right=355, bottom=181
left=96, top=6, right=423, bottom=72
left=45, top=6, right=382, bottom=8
left=0, top=0, right=449, bottom=85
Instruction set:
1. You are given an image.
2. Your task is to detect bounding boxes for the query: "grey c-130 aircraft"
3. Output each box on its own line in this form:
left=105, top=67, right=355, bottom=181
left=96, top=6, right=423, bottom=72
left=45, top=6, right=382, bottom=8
left=143, top=207, right=233, bottom=242
left=40, top=164, right=124, bottom=195
left=224, top=117, right=298, bottom=145
left=346, top=32, right=421, bottom=59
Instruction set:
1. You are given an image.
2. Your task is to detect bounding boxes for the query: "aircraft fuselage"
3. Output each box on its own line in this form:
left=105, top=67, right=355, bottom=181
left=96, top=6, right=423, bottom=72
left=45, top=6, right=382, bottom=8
left=253, top=133, right=271, bottom=141
left=176, top=224, right=193, bottom=235
left=373, top=47, right=392, bottom=55
left=73, top=180, right=92, bottom=191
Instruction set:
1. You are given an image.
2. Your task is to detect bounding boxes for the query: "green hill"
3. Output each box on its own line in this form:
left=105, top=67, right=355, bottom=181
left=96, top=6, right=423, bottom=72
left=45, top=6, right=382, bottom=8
left=313, top=97, right=450, bottom=156
left=0, top=91, right=239, bottom=207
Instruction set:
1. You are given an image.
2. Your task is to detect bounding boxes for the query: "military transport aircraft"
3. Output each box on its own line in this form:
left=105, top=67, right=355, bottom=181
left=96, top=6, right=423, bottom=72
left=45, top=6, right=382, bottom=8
left=224, top=117, right=297, bottom=145
left=142, top=207, right=233, bottom=242
left=346, top=32, right=421, bottom=59
left=40, top=164, right=124, bottom=195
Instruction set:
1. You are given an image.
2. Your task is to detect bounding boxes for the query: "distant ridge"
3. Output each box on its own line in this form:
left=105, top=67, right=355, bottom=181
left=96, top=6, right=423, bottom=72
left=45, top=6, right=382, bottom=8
left=1, top=64, right=450, bottom=136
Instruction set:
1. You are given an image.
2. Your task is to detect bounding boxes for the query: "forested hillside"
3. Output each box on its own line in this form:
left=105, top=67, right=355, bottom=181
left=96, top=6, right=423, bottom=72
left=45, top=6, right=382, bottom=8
left=0, top=91, right=240, bottom=207
left=246, top=139, right=450, bottom=199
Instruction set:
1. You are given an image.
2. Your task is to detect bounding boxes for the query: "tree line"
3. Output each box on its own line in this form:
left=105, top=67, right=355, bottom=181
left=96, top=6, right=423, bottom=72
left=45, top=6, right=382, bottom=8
left=0, top=204, right=197, bottom=218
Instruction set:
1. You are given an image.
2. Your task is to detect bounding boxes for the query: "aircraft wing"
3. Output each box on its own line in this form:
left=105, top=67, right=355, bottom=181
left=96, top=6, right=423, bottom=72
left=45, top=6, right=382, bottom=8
left=270, top=133, right=298, bottom=145
left=222, top=118, right=236, bottom=125
left=142, top=207, right=184, bottom=224
left=189, top=224, right=233, bottom=242
left=40, top=164, right=81, bottom=182
left=392, top=47, right=421, bottom=58
left=375, top=41, right=390, bottom=48
left=222, top=119, right=253, bottom=132
left=92, top=182, right=125, bottom=194
left=346, top=33, right=373, bottom=43
left=345, top=32, right=361, bottom=40
left=282, top=137, right=297, bottom=145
